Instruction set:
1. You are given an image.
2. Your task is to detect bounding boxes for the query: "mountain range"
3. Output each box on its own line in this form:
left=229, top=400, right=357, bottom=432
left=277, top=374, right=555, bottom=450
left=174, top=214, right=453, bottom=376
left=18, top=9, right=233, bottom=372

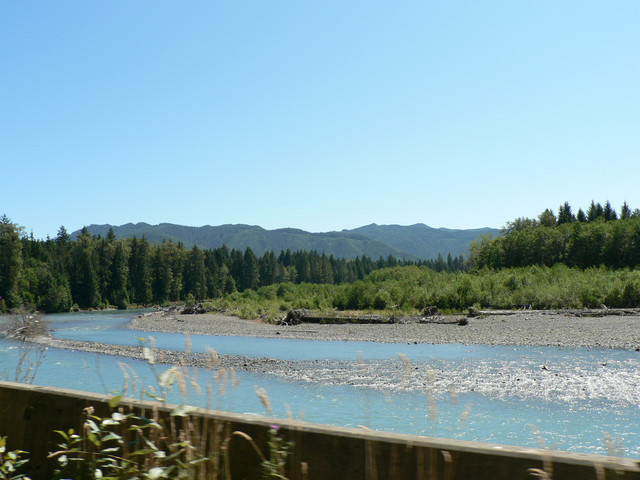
left=73, top=223, right=499, bottom=260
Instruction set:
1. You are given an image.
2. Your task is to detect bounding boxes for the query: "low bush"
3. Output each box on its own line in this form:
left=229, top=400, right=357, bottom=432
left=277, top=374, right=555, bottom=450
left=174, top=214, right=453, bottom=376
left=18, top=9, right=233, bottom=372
left=205, top=265, right=640, bottom=317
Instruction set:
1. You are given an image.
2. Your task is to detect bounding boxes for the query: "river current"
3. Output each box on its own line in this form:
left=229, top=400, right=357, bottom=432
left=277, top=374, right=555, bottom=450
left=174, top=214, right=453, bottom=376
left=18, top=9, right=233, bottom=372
left=1, top=309, right=639, bottom=458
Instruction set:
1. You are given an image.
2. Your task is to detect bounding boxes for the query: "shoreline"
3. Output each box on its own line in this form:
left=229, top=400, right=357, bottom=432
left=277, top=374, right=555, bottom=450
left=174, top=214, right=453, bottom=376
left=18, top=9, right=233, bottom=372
left=9, top=309, right=640, bottom=380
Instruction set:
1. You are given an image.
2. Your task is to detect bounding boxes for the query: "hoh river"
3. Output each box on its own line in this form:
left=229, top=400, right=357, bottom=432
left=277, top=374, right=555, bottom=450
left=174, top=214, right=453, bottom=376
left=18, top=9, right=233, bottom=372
left=1, top=309, right=640, bottom=458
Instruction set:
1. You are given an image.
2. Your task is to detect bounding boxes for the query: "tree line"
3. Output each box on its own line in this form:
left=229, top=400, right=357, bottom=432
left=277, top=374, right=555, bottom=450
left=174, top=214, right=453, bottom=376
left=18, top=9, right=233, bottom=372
left=502, top=200, right=639, bottom=232
left=0, top=216, right=466, bottom=313
left=471, top=201, right=640, bottom=270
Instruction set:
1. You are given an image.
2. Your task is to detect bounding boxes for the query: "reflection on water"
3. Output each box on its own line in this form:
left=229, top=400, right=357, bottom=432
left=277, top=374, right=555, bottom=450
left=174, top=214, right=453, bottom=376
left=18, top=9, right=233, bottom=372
left=1, top=309, right=639, bottom=458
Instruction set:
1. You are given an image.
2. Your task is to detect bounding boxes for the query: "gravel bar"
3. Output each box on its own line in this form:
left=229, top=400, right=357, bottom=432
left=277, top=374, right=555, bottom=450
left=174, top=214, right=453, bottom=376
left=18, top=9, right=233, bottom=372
left=127, top=310, right=640, bottom=350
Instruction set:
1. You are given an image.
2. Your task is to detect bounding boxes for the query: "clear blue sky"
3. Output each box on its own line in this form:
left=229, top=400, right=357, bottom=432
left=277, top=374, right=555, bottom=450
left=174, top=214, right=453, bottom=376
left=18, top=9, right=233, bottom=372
left=2, top=2, right=639, bottom=239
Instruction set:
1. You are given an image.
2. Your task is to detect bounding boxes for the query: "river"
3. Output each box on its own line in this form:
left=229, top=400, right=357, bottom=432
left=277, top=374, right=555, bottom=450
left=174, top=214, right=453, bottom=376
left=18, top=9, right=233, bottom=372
left=1, top=309, right=639, bottom=458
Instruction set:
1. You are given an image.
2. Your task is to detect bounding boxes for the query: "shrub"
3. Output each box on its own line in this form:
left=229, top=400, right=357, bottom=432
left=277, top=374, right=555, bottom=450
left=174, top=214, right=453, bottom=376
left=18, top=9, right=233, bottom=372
left=621, top=280, right=640, bottom=307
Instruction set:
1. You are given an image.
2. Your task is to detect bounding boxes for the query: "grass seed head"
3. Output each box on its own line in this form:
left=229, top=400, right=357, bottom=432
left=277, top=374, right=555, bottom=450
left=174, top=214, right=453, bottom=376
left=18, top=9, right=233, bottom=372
left=255, top=387, right=272, bottom=415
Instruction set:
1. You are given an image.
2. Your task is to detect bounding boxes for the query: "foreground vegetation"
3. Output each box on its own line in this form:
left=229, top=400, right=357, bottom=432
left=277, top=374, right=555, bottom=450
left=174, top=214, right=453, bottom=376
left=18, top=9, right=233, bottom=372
left=0, top=314, right=294, bottom=480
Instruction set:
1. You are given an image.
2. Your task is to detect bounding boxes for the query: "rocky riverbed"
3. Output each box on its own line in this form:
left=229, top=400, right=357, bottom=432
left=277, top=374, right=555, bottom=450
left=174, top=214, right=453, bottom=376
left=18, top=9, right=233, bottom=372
left=27, top=308, right=640, bottom=405
left=14, top=308, right=640, bottom=402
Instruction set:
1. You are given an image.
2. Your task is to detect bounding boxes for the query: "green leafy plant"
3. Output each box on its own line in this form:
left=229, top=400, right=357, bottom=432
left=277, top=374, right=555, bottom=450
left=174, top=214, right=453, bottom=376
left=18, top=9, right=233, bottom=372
left=261, top=425, right=293, bottom=480
left=48, top=399, right=215, bottom=480
left=0, top=436, right=30, bottom=480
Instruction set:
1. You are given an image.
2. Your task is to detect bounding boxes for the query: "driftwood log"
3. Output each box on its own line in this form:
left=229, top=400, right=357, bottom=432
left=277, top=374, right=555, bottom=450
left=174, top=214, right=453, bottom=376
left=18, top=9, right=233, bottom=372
left=279, top=309, right=470, bottom=326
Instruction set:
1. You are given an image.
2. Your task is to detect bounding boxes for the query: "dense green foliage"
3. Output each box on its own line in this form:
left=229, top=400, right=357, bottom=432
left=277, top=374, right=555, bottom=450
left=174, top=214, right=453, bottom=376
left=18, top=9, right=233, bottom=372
left=206, top=264, right=640, bottom=320
left=471, top=201, right=640, bottom=270
left=0, top=216, right=24, bottom=311
left=0, top=217, right=465, bottom=313
left=4, top=201, right=640, bottom=316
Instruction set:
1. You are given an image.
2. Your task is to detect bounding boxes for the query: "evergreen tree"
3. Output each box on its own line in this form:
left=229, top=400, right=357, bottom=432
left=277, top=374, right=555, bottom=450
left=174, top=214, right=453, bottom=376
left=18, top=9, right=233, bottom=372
left=309, top=251, right=323, bottom=283
left=0, top=215, right=24, bottom=309
left=320, top=253, right=334, bottom=283
left=221, top=265, right=237, bottom=294
left=203, top=250, right=219, bottom=298
left=109, top=241, right=129, bottom=308
left=242, top=247, right=260, bottom=291
left=57, top=225, right=70, bottom=243
left=184, top=245, right=206, bottom=300
left=213, top=244, right=230, bottom=268
left=52, top=226, right=71, bottom=280
left=258, top=251, right=277, bottom=287
left=279, top=249, right=293, bottom=267
left=603, top=221, right=629, bottom=268
left=229, top=249, right=245, bottom=289
left=576, top=209, right=587, bottom=223
left=446, top=253, right=454, bottom=272
left=332, top=258, right=348, bottom=284
left=171, top=242, right=186, bottom=301
left=128, top=236, right=152, bottom=304
left=587, top=201, right=604, bottom=222
left=603, top=201, right=618, bottom=221
left=151, top=242, right=173, bottom=303
left=95, top=235, right=115, bottom=306
left=293, top=251, right=311, bottom=283
left=353, top=256, right=366, bottom=279
left=69, top=227, right=100, bottom=308
left=620, top=201, right=632, bottom=219
left=557, top=202, right=575, bottom=225
left=273, top=261, right=290, bottom=284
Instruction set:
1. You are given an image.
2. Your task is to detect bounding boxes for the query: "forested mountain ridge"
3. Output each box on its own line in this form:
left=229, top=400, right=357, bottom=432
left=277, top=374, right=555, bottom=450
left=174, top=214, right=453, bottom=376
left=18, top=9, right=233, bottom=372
left=0, top=215, right=467, bottom=313
left=72, top=222, right=499, bottom=260
left=348, top=223, right=498, bottom=260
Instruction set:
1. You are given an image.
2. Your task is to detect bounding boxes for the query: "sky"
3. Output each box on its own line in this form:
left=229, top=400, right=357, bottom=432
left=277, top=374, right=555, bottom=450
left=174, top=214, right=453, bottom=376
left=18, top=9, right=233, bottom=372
left=2, top=2, right=639, bottom=239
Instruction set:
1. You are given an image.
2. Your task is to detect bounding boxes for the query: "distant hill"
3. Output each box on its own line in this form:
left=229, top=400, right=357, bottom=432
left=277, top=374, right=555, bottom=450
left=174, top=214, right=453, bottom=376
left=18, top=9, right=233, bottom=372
left=73, top=222, right=499, bottom=260
left=347, top=223, right=499, bottom=259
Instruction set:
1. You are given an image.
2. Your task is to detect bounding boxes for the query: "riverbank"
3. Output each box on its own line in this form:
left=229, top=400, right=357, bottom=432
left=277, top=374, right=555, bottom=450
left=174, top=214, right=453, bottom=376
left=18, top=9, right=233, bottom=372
left=127, top=309, right=640, bottom=350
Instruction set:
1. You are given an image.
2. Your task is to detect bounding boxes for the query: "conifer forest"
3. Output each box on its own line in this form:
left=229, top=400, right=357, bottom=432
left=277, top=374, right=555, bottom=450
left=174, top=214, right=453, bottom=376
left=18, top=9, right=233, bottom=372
left=1, top=200, right=639, bottom=315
